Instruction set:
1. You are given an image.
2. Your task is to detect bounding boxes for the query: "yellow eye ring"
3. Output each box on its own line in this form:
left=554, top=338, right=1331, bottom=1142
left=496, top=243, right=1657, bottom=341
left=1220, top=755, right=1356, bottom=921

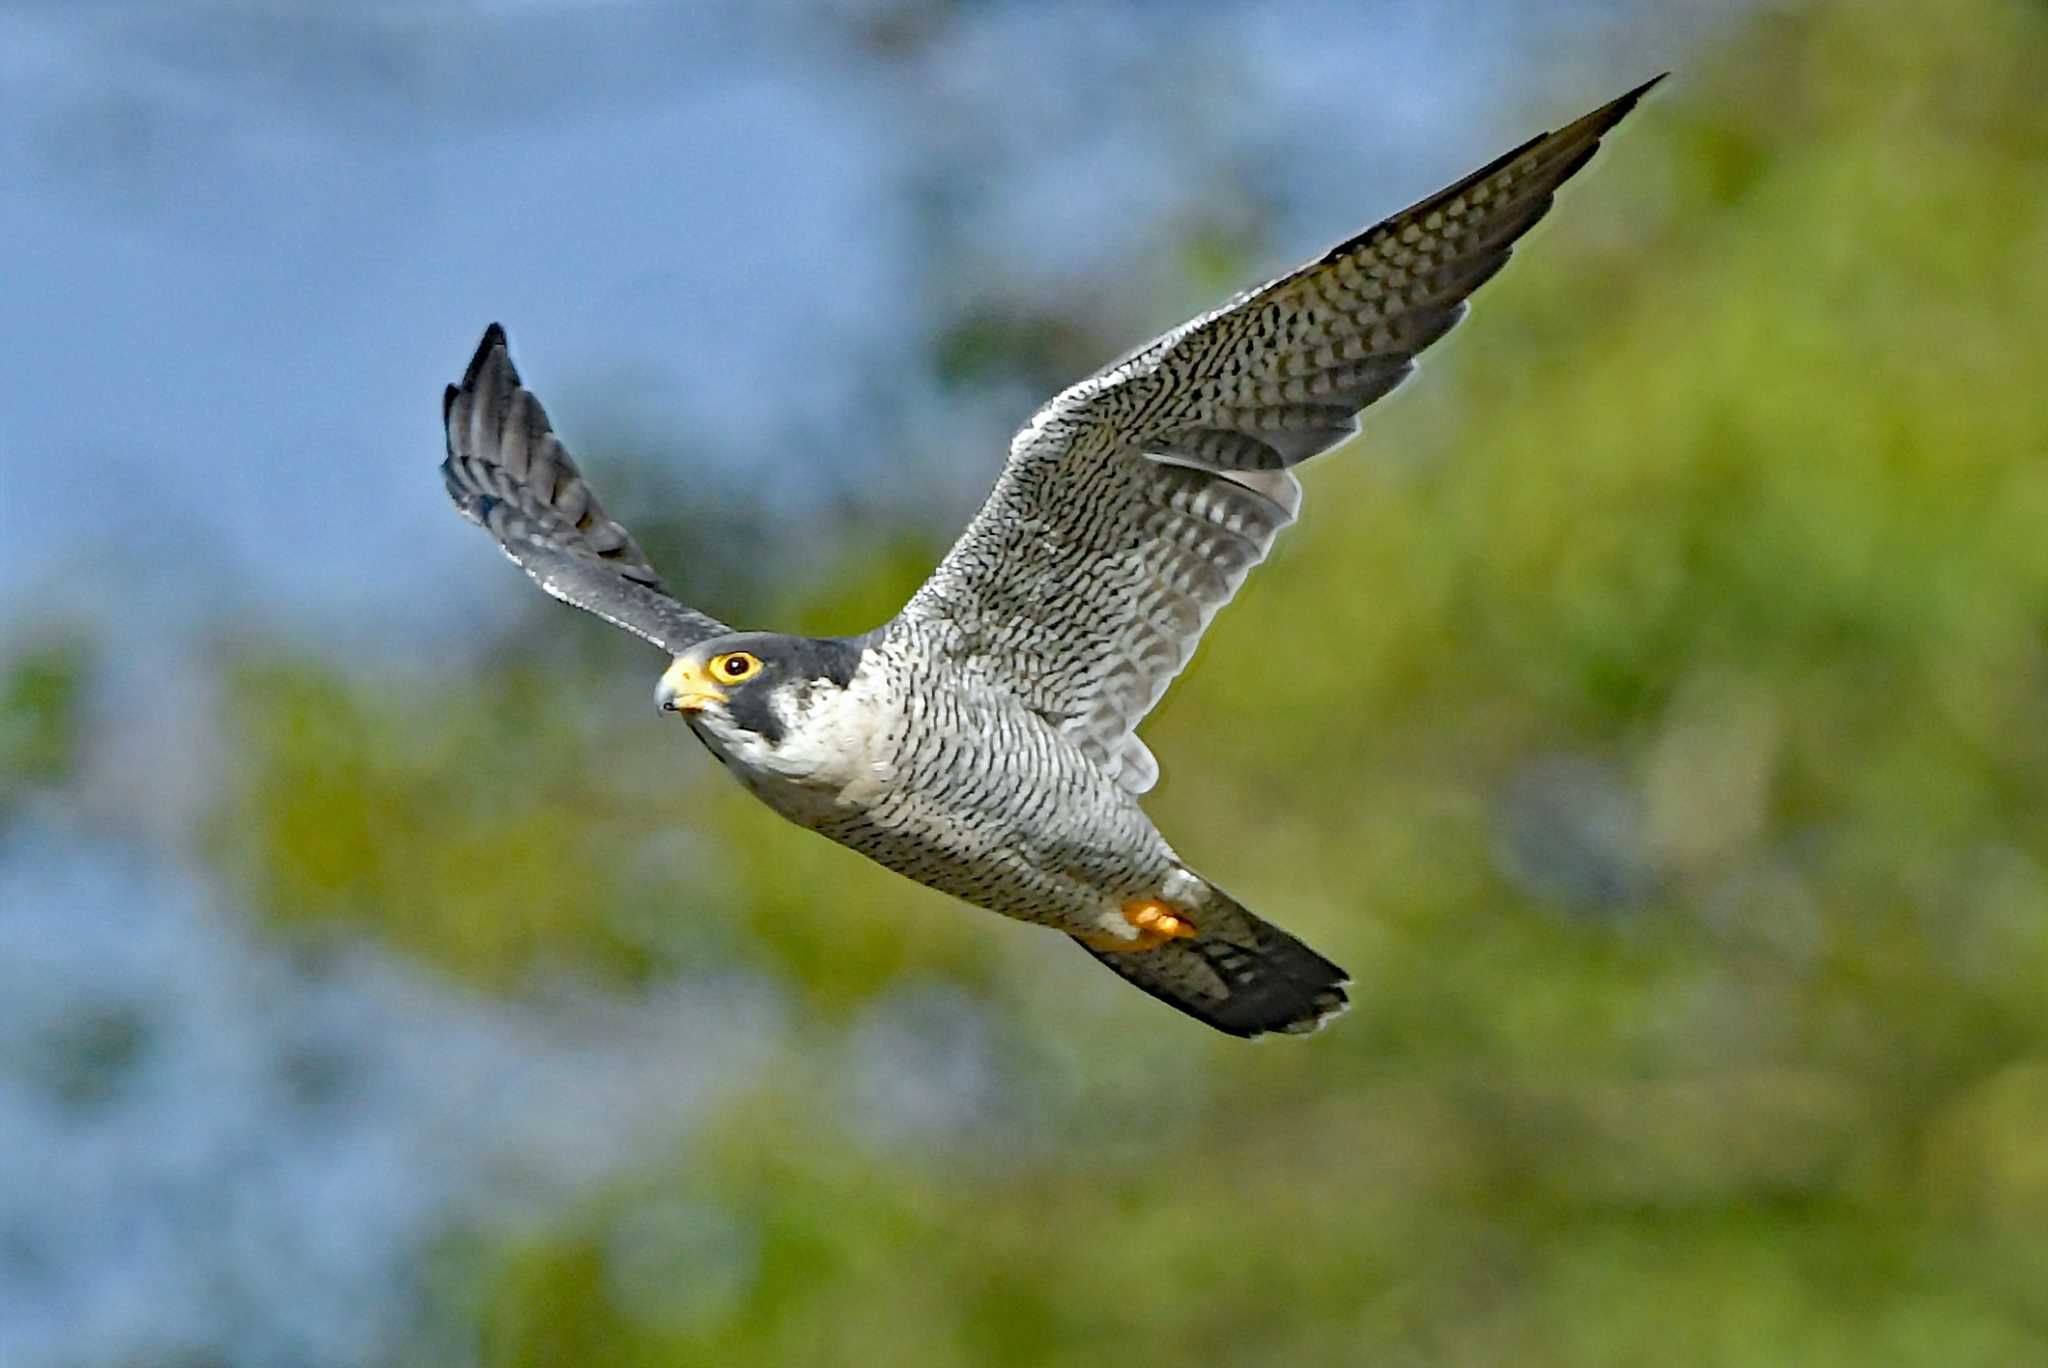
left=710, top=651, right=761, bottom=683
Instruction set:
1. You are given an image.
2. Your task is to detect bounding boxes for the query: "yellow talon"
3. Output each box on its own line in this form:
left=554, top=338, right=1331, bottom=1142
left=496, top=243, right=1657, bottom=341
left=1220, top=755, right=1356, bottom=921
left=1081, top=898, right=1199, bottom=952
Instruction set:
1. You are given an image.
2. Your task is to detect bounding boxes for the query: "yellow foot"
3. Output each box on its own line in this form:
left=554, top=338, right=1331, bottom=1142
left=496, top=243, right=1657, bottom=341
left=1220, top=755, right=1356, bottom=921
left=1079, top=898, right=1200, bottom=953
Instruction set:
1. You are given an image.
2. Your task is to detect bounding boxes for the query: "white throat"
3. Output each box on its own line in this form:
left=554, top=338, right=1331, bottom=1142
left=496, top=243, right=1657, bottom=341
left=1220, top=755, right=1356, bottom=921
left=691, top=654, right=899, bottom=824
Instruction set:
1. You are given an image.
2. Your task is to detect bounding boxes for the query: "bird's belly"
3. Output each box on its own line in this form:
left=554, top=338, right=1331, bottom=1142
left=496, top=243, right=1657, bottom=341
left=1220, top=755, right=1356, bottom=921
left=819, top=799, right=1144, bottom=931
left=810, top=694, right=1173, bottom=931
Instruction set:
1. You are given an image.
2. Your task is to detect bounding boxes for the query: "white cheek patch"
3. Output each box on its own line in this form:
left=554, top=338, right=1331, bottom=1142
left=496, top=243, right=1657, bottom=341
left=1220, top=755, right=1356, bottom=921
left=768, top=687, right=807, bottom=740
left=689, top=652, right=902, bottom=815
left=720, top=727, right=785, bottom=773
left=767, top=686, right=879, bottom=788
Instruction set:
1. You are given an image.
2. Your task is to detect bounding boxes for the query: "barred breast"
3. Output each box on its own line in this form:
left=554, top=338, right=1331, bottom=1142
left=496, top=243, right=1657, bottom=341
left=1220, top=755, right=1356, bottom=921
left=814, top=623, right=1180, bottom=935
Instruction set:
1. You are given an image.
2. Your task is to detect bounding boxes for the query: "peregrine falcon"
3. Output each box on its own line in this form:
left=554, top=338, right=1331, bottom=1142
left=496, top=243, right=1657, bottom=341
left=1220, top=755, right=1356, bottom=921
left=441, top=79, right=1659, bottom=1038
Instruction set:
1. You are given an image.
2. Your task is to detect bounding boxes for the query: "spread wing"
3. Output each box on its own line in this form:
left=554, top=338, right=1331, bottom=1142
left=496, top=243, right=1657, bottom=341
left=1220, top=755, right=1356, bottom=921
left=892, top=78, right=1662, bottom=793
left=441, top=324, right=730, bottom=654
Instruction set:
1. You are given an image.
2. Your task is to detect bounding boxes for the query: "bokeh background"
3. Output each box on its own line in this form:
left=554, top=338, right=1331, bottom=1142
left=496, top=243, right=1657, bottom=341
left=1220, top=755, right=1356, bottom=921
left=5, top=0, right=2047, bottom=1363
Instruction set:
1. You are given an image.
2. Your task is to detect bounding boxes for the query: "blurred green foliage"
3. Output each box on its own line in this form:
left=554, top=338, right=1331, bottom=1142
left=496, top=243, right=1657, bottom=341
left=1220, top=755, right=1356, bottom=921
left=0, top=635, right=91, bottom=818
left=223, top=0, right=2048, bottom=1361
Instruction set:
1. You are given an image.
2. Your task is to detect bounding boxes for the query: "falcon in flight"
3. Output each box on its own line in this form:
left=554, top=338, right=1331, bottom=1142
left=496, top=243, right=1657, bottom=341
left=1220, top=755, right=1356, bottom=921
left=442, top=79, right=1660, bottom=1038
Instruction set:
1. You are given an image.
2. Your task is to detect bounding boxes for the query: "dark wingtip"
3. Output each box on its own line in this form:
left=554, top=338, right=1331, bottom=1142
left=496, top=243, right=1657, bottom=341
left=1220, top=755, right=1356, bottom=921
left=1602, top=72, right=1670, bottom=125
left=1612, top=72, right=1671, bottom=107
left=1565, top=72, right=1669, bottom=144
left=1623, top=72, right=1671, bottom=115
left=461, top=322, right=510, bottom=389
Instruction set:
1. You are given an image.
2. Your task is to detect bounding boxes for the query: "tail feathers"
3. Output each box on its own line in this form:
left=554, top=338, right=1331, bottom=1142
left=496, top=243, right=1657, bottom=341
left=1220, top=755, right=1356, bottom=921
left=1074, top=890, right=1347, bottom=1039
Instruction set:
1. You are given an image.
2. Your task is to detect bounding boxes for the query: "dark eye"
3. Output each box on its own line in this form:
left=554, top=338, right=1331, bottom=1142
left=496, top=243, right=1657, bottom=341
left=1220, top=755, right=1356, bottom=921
left=717, top=653, right=758, bottom=681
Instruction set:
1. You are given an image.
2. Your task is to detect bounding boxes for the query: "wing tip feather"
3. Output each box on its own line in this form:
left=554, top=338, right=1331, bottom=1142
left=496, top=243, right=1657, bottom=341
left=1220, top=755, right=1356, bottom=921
left=1561, top=72, right=1666, bottom=152
left=460, top=322, right=512, bottom=391
left=437, top=323, right=731, bottom=653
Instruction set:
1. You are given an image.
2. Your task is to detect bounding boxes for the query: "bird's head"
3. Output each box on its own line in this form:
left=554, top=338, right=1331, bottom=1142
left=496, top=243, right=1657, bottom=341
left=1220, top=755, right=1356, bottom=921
left=656, top=632, right=866, bottom=772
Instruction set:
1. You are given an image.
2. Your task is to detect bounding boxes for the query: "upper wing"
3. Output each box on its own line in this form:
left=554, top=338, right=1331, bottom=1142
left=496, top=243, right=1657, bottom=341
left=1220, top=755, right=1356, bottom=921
left=894, top=78, right=1661, bottom=793
left=441, top=324, right=730, bottom=654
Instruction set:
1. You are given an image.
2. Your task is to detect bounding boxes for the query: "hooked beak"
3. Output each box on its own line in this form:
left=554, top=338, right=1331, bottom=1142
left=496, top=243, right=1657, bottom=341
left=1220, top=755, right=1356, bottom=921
left=656, top=658, right=726, bottom=715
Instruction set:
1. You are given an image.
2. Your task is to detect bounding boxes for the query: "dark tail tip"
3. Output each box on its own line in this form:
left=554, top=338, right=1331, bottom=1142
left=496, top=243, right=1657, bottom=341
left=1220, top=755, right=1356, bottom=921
left=1075, top=901, right=1348, bottom=1040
